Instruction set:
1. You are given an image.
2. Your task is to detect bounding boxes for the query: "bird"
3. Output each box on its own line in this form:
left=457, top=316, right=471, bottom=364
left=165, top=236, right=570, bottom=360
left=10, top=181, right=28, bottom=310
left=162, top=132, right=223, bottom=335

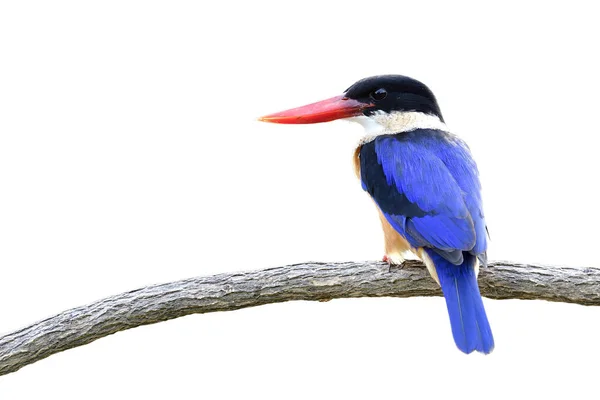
left=258, top=75, right=494, bottom=354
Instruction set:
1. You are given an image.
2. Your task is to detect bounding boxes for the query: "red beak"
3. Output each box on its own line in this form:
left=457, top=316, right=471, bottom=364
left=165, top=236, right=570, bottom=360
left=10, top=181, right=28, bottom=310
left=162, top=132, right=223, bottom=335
left=258, top=95, right=374, bottom=124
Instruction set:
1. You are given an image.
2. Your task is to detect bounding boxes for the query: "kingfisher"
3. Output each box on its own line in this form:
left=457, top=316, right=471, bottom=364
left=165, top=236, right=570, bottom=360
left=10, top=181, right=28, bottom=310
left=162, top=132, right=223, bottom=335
left=259, top=75, right=493, bottom=354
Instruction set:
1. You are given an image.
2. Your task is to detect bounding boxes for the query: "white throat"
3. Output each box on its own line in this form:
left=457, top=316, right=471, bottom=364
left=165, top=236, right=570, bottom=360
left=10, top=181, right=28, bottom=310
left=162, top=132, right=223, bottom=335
left=347, top=111, right=447, bottom=144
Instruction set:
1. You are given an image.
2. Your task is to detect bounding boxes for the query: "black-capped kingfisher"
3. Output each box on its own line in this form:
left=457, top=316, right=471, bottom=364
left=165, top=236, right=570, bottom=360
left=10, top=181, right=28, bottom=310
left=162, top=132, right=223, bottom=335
left=259, top=75, right=494, bottom=354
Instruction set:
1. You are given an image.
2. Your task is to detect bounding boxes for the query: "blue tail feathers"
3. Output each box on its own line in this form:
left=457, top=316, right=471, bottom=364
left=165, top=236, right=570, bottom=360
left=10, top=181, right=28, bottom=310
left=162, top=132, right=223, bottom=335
left=426, top=250, right=494, bottom=354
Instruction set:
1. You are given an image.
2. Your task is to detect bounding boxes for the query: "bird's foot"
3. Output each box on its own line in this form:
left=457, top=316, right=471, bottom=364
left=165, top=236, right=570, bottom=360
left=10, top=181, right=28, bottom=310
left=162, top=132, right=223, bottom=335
left=383, top=255, right=405, bottom=273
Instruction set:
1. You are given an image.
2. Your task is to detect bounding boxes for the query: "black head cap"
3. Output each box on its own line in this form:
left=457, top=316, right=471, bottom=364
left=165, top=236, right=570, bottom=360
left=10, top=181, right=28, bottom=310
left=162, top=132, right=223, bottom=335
left=344, top=75, right=444, bottom=122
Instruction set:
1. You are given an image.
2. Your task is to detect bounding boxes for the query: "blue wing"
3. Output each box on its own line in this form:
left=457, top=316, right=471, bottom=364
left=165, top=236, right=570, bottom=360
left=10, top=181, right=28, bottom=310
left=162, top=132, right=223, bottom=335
left=360, top=129, right=493, bottom=353
left=359, top=129, right=487, bottom=264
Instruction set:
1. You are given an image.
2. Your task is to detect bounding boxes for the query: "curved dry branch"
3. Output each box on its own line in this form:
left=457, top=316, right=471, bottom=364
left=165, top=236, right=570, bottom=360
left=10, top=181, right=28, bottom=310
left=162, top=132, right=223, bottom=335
left=1, top=260, right=599, bottom=376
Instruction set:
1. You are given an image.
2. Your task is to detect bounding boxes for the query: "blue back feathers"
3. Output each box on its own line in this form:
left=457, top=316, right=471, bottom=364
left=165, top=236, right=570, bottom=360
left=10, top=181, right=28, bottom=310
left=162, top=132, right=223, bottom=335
left=360, top=129, right=493, bottom=354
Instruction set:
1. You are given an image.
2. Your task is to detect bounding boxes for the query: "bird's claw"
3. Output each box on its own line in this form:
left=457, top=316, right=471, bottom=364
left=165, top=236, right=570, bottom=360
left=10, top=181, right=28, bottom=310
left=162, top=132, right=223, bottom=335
left=383, top=255, right=404, bottom=273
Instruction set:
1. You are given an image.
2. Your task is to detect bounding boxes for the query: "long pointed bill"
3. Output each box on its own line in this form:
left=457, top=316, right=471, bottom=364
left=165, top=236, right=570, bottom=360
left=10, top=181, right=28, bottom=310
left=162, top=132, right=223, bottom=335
left=258, top=95, right=374, bottom=124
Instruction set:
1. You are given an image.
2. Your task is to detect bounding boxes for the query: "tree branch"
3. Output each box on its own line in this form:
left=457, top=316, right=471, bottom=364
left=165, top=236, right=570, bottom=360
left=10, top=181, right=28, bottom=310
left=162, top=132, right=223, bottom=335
left=1, top=260, right=599, bottom=376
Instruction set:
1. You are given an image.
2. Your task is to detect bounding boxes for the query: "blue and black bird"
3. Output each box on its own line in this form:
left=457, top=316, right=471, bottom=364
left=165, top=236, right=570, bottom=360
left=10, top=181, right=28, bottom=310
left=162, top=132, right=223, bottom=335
left=259, top=75, right=494, bottom=354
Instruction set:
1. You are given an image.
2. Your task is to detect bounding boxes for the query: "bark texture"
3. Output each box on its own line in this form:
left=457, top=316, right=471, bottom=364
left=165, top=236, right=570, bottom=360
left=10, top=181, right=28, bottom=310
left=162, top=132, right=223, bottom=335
left=1, top=260, right=599, bottom=376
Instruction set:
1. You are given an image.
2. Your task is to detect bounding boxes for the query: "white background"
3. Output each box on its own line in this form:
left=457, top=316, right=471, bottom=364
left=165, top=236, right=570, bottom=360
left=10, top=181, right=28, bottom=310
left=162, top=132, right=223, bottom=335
left=1, top=1, right=599, bottom=398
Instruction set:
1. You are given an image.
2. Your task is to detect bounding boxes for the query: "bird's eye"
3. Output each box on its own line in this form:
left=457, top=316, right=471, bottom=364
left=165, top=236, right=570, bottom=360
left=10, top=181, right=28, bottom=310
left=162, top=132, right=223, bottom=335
left=370, top=88, right=387, bottom=101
